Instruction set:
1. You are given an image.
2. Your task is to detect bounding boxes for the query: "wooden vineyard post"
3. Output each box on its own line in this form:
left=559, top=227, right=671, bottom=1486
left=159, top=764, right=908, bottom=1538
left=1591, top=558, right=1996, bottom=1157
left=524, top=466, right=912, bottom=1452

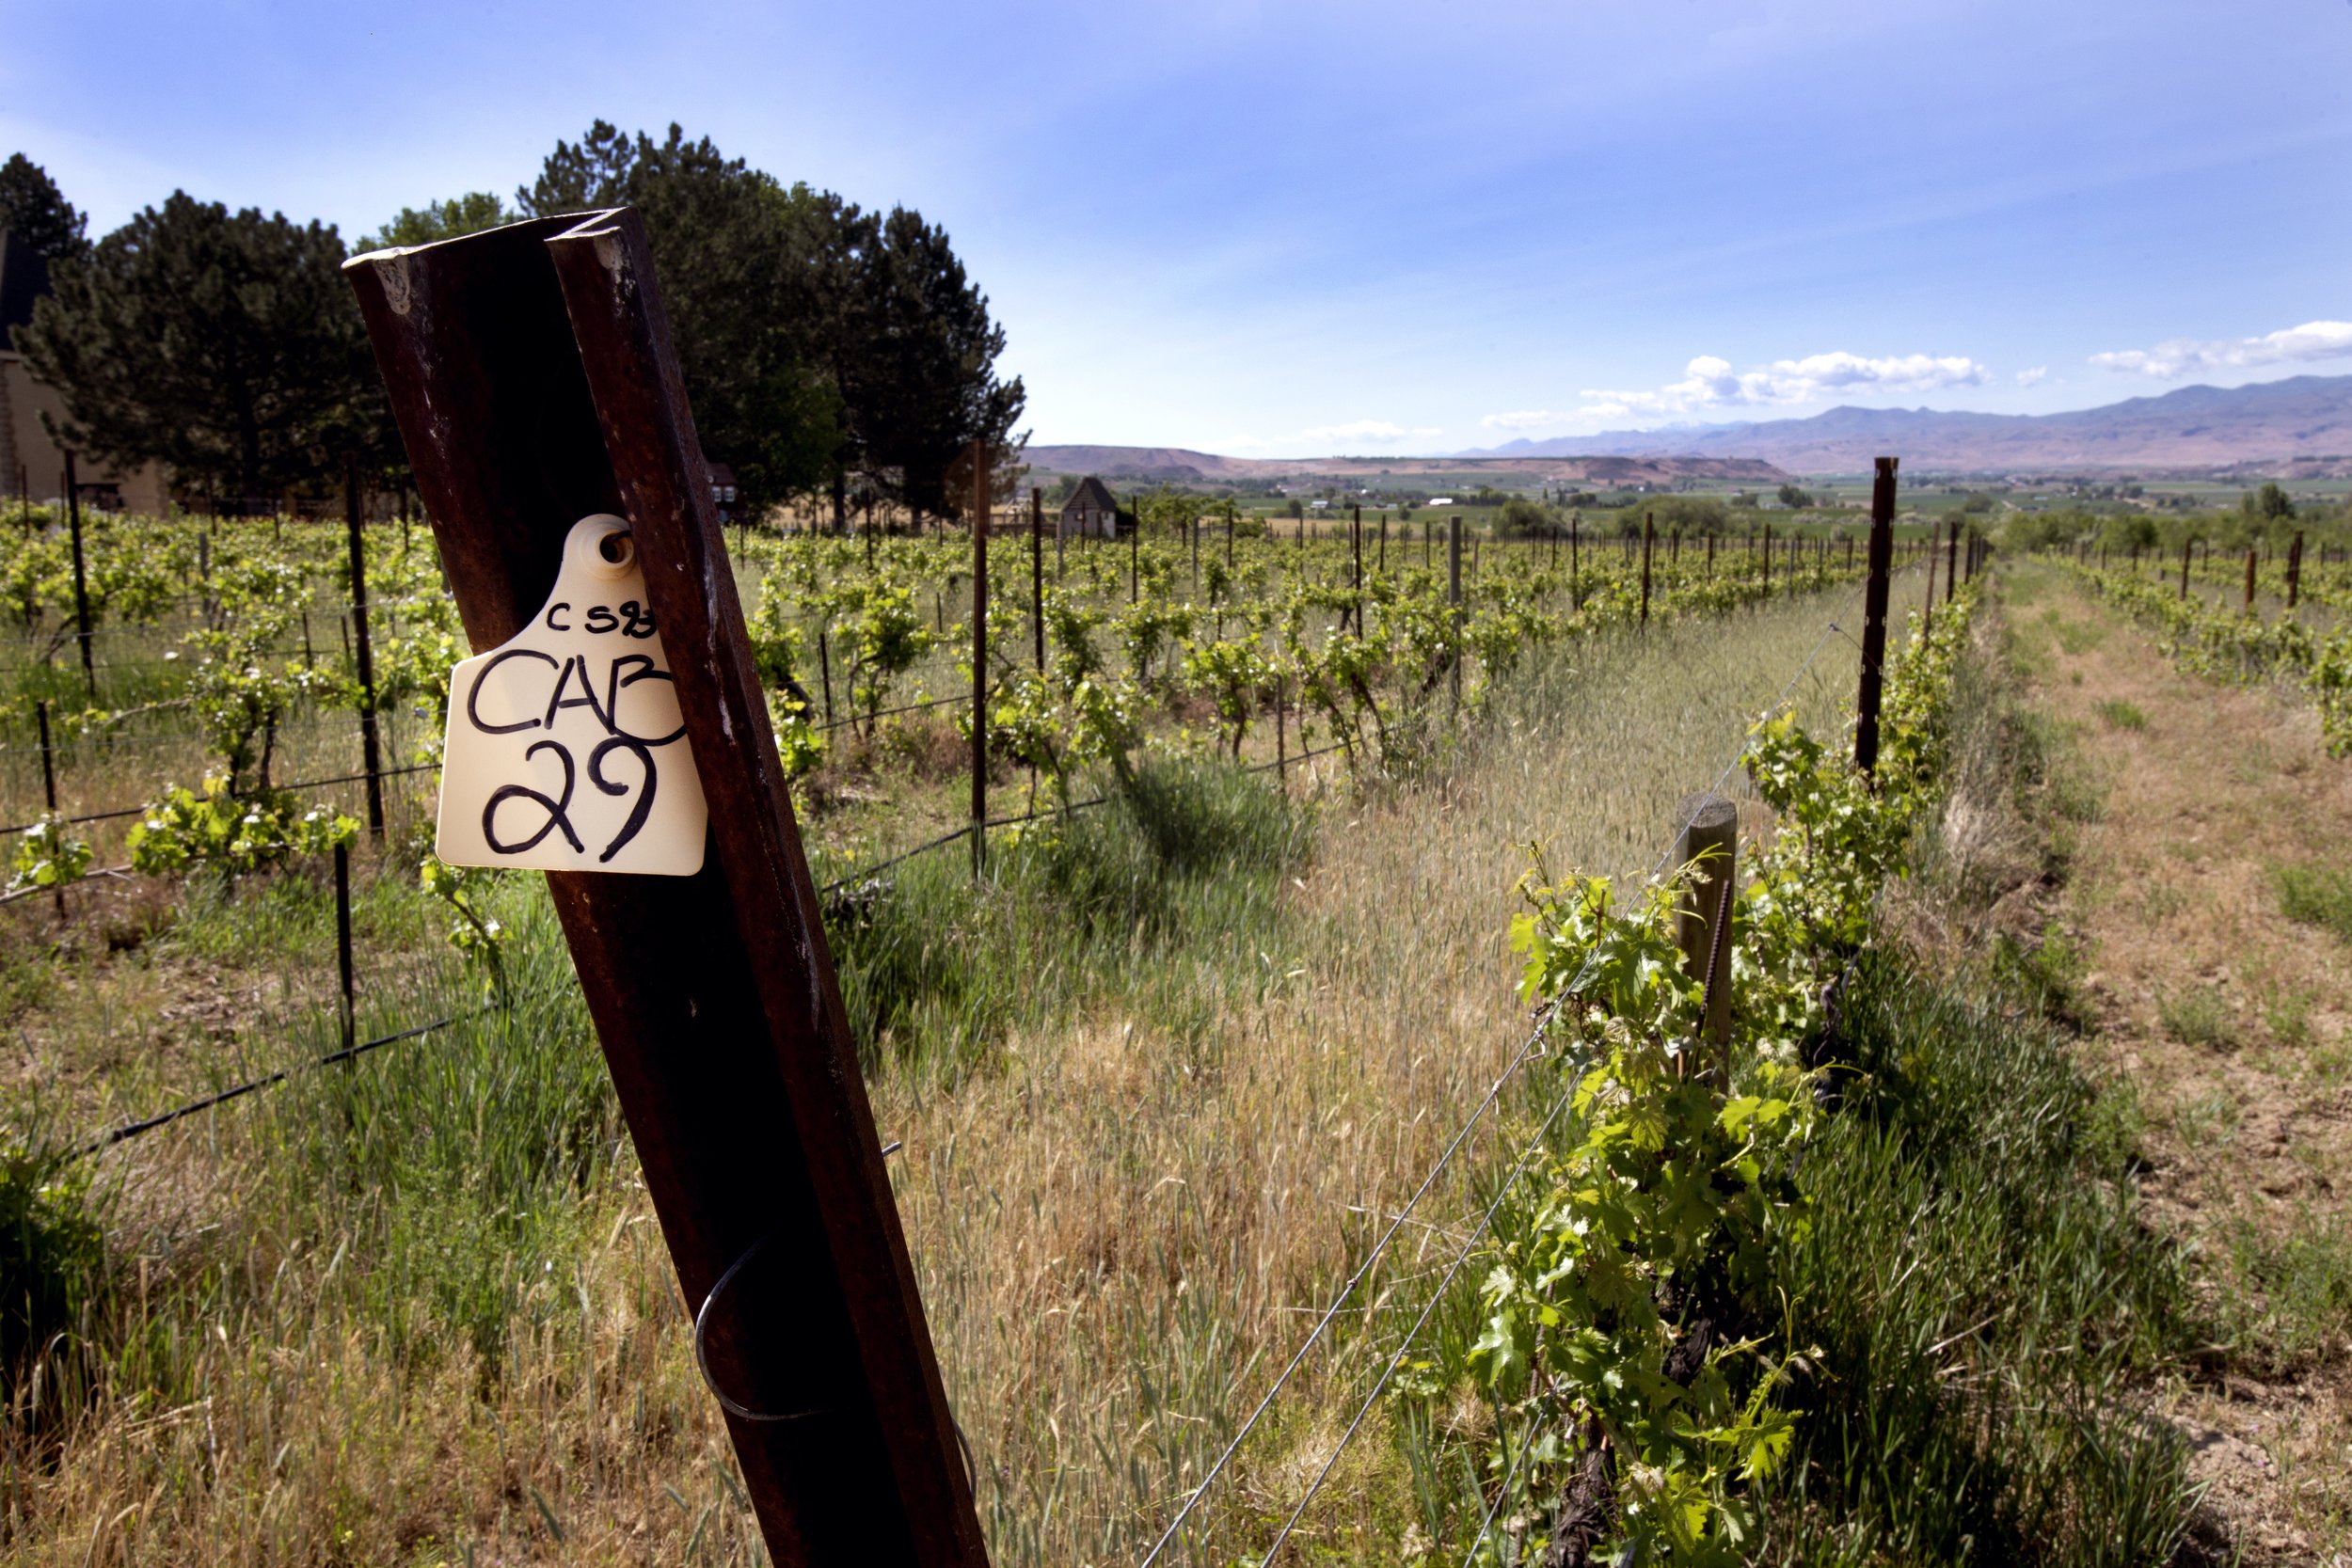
left=2245, top=546, right=2257, bottom=614
left=1945, top=518, right=1960, bottom=606
left=1639, top=511, right=1654, bottom=627
left=64, top=450, right=93, bottom=696
left=1854, top=457, right=1898, bottom=779
left=1448, top=515, right=1464, bottom=713
left=2180, top=539, right=2192, bottom=600
left=345, top=211, right=991, bottom=1568
left=1674, top=792, right=1737, bottom=1053
left=970, top=443, right=989, bottom=877
left=1571, top=514, right=1581, bottom=608
left=1031, top=487, right=1046, bottom=673
left=1707, top=532, right=1715, bottom=580
left=1128, top=496, right=1137, bottom=601
left=344, top=454, right=387, bottom=838
left=1760, top=522, right=1772, bottom=603
left=2288, top=531, right=2304, bottom=609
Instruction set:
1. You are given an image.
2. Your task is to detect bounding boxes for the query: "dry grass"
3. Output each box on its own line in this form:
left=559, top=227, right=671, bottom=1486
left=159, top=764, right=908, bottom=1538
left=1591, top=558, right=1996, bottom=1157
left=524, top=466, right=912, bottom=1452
left=0, top=576, right=1922, bottom=1567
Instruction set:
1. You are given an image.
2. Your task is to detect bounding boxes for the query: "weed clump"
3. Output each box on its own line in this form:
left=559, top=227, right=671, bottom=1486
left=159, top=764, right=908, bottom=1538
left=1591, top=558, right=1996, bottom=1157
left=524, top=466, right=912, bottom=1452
left=2275, top=862, right=2352, bottom=944
left=0, top=1120, right=109, bottom=1415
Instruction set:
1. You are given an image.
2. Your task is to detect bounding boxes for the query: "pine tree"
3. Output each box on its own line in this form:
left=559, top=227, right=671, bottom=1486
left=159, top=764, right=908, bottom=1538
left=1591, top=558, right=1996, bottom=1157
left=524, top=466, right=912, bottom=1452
left=0, top=153, right=88, bottom=262
left=16, top=194, right=373, bottom=499
left=842, top=207, right=1026, bottom=521
left=358, top=192, right=512, bottom=253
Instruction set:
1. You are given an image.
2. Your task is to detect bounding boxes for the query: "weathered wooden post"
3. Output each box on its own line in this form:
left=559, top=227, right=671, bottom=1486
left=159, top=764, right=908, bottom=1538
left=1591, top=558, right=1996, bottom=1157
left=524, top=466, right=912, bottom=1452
left=1673, top=792, right=1737, bottom=1051
left=2288, top=531, right=2304, bottom=610
left=2180, top=538, right=2192, bottom=600
left=1760, top=521, right=1772, bottom=603
left=345, top=211, right=991, bottom=1568
left=1571, top=513, right=1581, bottom=608
left=970, top=443, right=988, bottom=877
left=1946, top=518, right=1960, bottom=606
left=2244, top=546, right=2257, bottom=614
left=344, top=453, right=388, bottom=838
left=1854, top=457, right=1898, bottom=779
left=64, top=450, right=93, bottom=696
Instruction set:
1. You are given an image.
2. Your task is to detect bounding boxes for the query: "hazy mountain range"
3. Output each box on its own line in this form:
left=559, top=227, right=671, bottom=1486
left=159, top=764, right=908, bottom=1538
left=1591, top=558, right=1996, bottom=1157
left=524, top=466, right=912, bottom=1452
left=1029, top=375, right=2352, bottom=482
left=1460, top=374, right=2352, bottom=475
left=1018, top=448, right=1789, bottom=485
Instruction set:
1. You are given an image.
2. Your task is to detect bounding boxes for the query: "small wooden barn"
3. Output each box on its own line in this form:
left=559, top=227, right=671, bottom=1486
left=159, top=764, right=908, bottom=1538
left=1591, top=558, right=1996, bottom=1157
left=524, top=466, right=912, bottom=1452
left=1058, top=476, right=1123, bottom=540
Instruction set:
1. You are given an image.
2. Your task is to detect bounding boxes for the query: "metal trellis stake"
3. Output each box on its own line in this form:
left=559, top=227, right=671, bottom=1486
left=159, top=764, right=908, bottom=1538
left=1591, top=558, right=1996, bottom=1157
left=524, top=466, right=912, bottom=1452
left=344, top=454, right=387, bottom=838
left=64, top=450, right=93, bottom=696
left=345, top=211, right=990, bottom=1568
left=1853, top=456, right=1897, bottom=779
left=1448, top=515, right=1464, bottom=714
left=971, top=442, right=988, bottom=878
left=1639, top=511, right=1653, bottom=628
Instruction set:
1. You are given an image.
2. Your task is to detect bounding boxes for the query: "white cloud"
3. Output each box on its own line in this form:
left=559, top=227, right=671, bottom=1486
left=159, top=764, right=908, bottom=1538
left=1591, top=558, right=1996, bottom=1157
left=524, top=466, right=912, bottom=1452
left=2090, top=320, right=2352, bottom=379
left=1549, top=350, right=1990, bottom=425
left=1481, top=409, right=1577, bottom=431
left=2015, top=366, right=2048, bottom=387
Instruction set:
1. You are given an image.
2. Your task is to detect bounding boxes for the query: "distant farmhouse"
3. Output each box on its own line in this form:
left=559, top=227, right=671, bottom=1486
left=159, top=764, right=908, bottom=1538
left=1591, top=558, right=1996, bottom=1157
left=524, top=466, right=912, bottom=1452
left=0, top=229, right=167, bottom=513
left=1058, top=475, right=1122, bottom=539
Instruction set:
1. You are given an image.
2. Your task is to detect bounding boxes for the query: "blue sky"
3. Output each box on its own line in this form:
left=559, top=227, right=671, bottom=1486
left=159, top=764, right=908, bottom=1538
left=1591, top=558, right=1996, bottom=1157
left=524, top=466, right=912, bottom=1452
left=6, top=0, right=2349, bottom=455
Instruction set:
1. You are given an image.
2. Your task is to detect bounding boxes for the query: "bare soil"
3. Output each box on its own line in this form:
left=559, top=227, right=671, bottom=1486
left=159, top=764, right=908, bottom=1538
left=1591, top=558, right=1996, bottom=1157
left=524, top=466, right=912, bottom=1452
left=2009, top=574, right=2352, bottom=1563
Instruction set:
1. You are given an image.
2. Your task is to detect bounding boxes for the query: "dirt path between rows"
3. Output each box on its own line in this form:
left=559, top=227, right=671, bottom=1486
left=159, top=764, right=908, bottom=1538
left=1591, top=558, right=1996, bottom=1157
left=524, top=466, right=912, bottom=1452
left=2009, top=568, right=2352, bottom=1563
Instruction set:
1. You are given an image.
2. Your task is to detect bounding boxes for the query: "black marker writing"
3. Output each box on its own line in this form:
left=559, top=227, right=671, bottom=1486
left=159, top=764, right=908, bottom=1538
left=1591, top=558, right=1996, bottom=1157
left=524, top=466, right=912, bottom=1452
left=483, top=739, right=585, bottom=855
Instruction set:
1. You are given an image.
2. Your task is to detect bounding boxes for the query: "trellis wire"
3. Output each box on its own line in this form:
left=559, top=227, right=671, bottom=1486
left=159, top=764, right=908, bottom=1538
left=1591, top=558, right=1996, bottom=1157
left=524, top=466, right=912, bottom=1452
left=1147, top=565, right=1915, bottom=1565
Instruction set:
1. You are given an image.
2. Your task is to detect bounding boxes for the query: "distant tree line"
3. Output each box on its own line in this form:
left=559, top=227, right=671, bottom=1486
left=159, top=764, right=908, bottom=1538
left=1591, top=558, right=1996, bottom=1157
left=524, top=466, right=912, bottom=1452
left=2, top=129, right=1024, bottom=521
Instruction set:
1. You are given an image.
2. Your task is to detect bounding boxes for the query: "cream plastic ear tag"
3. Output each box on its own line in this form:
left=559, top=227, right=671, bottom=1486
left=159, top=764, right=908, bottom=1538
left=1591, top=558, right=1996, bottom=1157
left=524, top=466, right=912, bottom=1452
left=437, top=515, right=707, bottom=877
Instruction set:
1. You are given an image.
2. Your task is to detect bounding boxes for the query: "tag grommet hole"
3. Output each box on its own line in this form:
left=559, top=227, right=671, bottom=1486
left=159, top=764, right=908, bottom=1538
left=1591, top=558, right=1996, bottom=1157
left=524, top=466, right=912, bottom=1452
left=598, top=532, right=635, bottom=568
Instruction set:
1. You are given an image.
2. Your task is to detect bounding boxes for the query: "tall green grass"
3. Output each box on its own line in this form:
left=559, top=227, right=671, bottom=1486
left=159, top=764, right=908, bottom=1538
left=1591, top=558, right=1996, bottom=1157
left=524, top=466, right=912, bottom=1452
left=829, top=754, right=1311, bottom=1077
left=1764, top=954, right=2195, bottom=1565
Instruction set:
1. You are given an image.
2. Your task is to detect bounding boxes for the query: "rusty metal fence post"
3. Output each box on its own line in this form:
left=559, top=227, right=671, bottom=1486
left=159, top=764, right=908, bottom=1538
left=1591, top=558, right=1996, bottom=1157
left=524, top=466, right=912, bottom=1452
left=346, top=210, right=990, bottom=1568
